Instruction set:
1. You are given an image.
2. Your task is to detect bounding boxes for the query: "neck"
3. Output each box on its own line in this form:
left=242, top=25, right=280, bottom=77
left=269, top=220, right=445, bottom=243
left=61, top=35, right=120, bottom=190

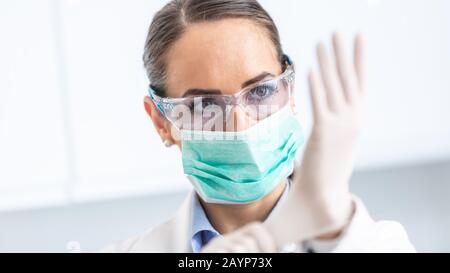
left=198, top=181, right=287, bottom=235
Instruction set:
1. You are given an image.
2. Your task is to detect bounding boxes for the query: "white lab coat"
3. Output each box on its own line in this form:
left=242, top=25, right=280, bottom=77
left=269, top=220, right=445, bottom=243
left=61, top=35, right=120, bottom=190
left=101, top=191, right=416, bottom=253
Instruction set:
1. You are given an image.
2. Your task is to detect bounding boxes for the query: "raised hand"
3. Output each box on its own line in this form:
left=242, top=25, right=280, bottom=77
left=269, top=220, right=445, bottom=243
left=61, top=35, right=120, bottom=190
left=267, top=32, right=366, bottom=247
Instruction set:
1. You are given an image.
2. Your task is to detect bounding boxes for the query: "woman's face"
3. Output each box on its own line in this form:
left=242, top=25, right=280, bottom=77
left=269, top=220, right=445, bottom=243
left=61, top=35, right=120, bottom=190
left=145, top=18, right=283, bottom=147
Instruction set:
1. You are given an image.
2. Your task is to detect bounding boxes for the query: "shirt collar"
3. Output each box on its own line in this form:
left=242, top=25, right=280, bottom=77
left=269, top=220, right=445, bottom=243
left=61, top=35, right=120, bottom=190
left=189, top=180, right=291, bottom=253
left=190, top=190, right=220, bottom=253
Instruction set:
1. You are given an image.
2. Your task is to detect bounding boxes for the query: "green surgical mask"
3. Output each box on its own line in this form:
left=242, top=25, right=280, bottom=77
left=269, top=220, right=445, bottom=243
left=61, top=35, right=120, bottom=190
left=181, top=106, right=304, bottom=204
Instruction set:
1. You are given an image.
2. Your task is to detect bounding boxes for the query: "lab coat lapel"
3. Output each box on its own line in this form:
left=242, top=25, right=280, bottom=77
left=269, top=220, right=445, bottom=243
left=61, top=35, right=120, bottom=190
left=169, top=190, right=194, bottom=252
left=129, top=190, right=194, bottom=252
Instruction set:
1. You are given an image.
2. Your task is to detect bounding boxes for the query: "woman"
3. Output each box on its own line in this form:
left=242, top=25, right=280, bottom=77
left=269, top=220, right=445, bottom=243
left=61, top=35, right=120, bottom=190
left=103, top=0, right=415, bottom=252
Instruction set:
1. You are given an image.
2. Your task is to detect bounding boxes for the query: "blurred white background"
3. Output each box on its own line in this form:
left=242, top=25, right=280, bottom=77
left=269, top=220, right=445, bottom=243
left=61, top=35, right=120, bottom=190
left=0, top=0, right=449, bottom=252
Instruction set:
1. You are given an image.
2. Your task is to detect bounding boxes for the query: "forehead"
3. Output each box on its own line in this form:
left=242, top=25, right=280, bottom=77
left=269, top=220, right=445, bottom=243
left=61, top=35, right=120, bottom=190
left=164, top=18, right=281, bottom=97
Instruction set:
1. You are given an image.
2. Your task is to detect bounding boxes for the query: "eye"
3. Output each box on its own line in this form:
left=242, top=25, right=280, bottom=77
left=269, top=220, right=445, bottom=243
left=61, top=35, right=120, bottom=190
left=187, top=97, right=223, bottom=113
left=203, top=98, right=220, bottom=108
left=246, top=83, right=278, bottom=104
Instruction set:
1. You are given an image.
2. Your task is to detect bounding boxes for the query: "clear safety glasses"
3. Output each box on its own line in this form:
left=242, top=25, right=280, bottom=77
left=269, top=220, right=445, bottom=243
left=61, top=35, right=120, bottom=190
left=148, top=56, right=295, bottom=132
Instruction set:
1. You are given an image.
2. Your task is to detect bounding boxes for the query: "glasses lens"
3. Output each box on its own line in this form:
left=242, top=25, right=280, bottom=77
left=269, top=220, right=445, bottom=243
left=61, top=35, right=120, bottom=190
left=162, top=70, right=294, bottom=131
left=165, top=96, right=229, bottom=131
left=242, top=76, right=291, bottom=120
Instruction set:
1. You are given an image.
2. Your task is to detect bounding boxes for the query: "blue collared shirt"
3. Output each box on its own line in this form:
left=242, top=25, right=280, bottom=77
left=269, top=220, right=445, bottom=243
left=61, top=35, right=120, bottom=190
left=189, top=181, right=291, bottom=253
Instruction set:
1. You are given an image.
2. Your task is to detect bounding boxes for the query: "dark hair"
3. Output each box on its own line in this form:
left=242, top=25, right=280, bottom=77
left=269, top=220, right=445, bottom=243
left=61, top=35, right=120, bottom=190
left=143, top=0, right=284, bottom=96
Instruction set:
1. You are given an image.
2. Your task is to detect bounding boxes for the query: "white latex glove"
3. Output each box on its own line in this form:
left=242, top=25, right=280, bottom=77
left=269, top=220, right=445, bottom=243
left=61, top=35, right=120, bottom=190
left=201, top=222, right=277, bottom=253
left=266, top=33, right=366, bottom=247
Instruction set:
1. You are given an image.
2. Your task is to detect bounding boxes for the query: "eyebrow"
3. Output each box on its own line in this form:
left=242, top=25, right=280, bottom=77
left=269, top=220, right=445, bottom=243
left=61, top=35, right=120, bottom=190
left=182, top=72, right=275, bottom=97
left=241, top=72, right=275, bottom=88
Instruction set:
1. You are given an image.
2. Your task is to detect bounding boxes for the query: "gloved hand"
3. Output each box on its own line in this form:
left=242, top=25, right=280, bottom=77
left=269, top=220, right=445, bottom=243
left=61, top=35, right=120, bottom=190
left=201, top=222, right=276, bottom=253
left=266, top=32, right=366, bottom=247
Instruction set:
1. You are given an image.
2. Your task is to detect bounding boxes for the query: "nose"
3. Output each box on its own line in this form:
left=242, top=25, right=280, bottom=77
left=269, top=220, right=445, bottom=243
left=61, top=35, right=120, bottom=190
left=226, top=106, right=257, bottom=131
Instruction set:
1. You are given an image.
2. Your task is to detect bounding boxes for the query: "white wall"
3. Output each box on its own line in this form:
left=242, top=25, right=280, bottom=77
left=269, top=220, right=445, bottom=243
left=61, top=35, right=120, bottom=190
left=0, top=0, right=69, bottom=210
left=260, top=0, right=450, bottom=169
left=0, top=0, right=449, bottom=248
